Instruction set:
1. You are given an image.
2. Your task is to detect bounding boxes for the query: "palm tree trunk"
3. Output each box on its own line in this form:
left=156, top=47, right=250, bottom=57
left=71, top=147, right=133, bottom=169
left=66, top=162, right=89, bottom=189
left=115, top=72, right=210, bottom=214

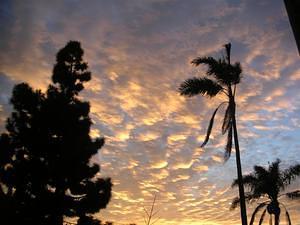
left=229, top=88, right=248, bottom=225
left=232, top=114, right=248, bottom=225
left=274, top=213, right=280, bottom=225
left=274, top=202, right=281, bottom=225
left=226, top=44, right=247, bottom=225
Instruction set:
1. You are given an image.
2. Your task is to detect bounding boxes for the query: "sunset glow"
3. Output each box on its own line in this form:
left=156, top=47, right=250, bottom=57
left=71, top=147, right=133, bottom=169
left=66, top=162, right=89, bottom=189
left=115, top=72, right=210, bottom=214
left=0, top=0, right=300, bottom=224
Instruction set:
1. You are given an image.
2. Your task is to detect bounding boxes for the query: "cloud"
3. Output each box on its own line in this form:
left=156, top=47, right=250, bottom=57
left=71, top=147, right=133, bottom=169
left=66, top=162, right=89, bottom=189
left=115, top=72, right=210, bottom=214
left=1, top=0, right=300, bottom=224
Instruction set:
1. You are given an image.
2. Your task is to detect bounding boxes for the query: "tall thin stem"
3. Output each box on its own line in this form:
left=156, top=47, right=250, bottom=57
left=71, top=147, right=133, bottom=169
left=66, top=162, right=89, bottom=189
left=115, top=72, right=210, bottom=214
left=226, top=42, right=248, bottom=225
left=274, top=212, right=280, bottom=225
left=144, top=195, right=159, bottom=225
left=229, top=86, right=248, bottom=225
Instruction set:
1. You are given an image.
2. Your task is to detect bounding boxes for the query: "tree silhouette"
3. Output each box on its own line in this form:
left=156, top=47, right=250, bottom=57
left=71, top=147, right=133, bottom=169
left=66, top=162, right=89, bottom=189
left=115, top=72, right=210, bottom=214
left=0, top=41, right=112, bottom=225
left=103, top=222, right=113, bottom=225
left=179, top=43, right=248, bottom=225
left=231, top=159, right=300, bottom=225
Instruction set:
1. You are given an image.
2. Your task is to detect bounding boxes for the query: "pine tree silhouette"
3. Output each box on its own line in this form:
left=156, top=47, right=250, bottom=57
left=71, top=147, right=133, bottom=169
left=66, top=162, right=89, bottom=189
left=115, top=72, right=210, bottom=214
left=0, top=41, right=112, bottom=225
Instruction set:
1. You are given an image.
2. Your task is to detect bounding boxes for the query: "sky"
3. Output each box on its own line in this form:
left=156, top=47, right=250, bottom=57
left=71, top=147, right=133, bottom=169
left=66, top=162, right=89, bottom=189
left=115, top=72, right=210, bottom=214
left=0, top=0, right=300, bottom=224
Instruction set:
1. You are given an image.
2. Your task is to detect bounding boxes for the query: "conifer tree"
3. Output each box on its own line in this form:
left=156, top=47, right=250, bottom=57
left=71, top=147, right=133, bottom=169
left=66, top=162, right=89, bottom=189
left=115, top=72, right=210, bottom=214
left=0, top=41, right=112, bottom=225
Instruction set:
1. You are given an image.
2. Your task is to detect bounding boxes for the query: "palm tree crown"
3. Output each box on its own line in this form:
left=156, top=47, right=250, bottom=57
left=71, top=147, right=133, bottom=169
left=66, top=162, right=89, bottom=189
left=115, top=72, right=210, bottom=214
left=231, top=159, right=300, bottom=225
left=179, top=43, right=242, bottom=160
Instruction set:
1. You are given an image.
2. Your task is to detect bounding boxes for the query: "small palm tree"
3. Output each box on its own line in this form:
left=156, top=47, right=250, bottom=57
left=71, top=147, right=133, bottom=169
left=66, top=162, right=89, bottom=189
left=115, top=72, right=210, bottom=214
left=231, top=159, right=300, bottom=225
left=179, top=43, right=248, bottom=225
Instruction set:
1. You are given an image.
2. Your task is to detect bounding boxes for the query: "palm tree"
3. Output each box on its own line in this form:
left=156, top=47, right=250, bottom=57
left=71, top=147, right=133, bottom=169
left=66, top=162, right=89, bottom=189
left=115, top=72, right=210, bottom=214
left=178, top=43, right=248, bottom=225
left=231, top=159, right=300, bottom=225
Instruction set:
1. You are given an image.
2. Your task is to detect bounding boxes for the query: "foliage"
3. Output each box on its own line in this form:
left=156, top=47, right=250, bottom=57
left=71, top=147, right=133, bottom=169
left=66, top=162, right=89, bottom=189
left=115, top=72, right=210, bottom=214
left=178, top=43, right=242, bottom=160
left=0, top=41, right=112, bottom=225
left=231, top=159, right=300, bottom=225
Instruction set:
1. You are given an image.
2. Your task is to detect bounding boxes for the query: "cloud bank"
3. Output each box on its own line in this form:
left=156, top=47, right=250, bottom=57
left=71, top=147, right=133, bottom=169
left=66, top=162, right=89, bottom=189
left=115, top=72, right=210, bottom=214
left=1, top=0, right=299, bottom=224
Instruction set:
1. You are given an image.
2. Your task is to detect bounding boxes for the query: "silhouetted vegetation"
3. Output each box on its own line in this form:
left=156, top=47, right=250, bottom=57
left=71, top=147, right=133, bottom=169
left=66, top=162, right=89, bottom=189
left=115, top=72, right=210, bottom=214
left=76, top=221, right=136, bottom=225
left=0, top=41, right=112, bottom=225
left=231, top=159, right=300, bottom=225
left=179, top=43, right=248, bottom=225
left=143, top=194, right=159, bottom=225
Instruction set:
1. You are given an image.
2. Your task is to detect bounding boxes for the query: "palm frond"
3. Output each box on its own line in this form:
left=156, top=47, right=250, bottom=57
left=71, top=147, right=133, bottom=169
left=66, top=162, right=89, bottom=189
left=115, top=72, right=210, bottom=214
left=243, top=175, right=258, bottom=186
left=282, top=164, right=300, bottom=185
left=191, top=56, right=218, bottom=67
left=269, top=159, right=281, bottom=174
left=191, top=56, right=242, bottom=85
left=231, top=62, right=242, bottom=84
left=237, top=162, right=277, bottom=195
left=179, top=77, right=223, bottom=97
left=200, top=102, right=225, bottom=147
left=231, top=179, right=238, bottom=188
left=250, top=202, right=268, bottom=225
left=286, top=190, right=300, bottom=199
left=269, top=159, right=284, bottom=191
left=278, top=202, right=292, bottom=225
left=232, top=174, right=257, bottom=188
left=222, top=104, right=232, bottom=134
left=230, top=192, right=259, bottom=210
left=230, top=197, right=240, bottom=210
left=285, top=209, right=292, bottom=225
left=258, top=208, right=267, bottom=225
left=224, top=122, right=232, bottom=161
left=254, top=165, right=268, bottom=178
